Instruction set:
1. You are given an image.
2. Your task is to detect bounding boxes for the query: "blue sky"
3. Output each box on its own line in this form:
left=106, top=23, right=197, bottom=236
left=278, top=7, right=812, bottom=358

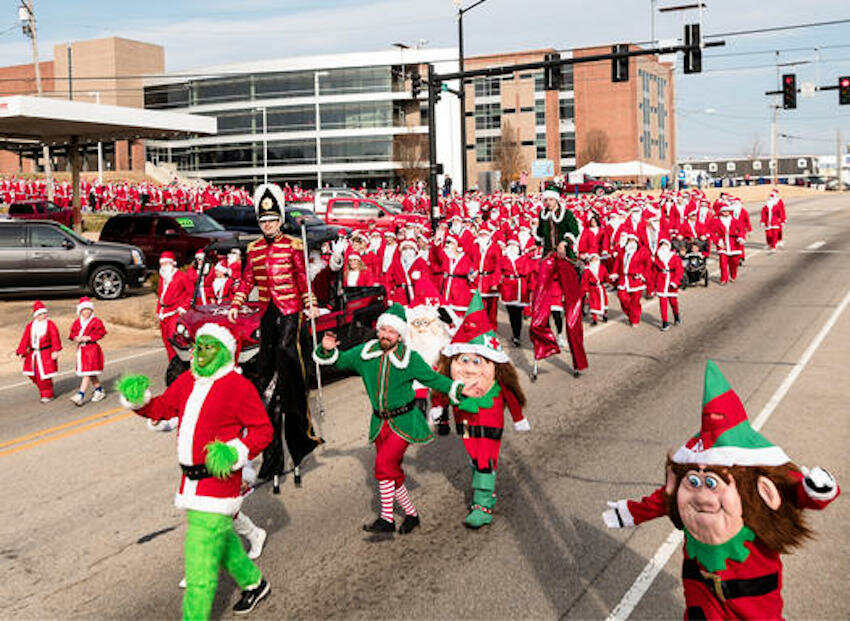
left=1, top=0, right=848, bottom=159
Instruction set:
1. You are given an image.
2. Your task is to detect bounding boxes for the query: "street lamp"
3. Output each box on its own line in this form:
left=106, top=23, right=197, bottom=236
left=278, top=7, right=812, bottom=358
left=314, top=70, right=329, bottom=190
left=87, top=91, right=103, bottom=185
left=255, top=106, right=268, bottom=184
left=454, top=0, right=488, bottom=196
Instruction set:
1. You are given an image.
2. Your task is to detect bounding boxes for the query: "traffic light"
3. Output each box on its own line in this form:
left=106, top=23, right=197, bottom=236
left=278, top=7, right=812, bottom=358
left=544, top=53, right=561, bottom=90
left=411, top=71, right=421, bottom=98
left=840, top=76, right=850, bottom=105
left=611, top=44, right=629, bottom=83
left=683, top=24, right=702, bottom=74
left=782, top=74, right=796, bottom=109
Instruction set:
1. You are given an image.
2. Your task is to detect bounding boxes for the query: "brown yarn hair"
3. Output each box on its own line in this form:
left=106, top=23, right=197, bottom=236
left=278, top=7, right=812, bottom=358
left=434, top=354, right=526, bottom=407
left=665, top=457, right=812, bottom=554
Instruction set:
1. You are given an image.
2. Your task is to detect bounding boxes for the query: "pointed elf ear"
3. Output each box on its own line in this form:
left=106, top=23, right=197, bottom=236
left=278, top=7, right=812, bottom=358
left=757, top=475, right=782, bottom=511
left=665, top=465, right=677, bottom=496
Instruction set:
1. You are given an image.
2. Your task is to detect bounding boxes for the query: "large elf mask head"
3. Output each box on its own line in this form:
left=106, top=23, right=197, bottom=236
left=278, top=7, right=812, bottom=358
left=192, top=334, right=232, bottom=377
left=450, top=353, right=495, bottom=398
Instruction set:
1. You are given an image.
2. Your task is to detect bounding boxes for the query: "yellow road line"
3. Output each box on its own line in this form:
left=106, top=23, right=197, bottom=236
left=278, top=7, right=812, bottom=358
left=0, top=412, right=134, bottom=458
left=0, top=406, right=127, bottom=450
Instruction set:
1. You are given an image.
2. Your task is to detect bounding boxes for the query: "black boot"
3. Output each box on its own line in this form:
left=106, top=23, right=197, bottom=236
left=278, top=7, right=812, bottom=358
left=661, top=321, right=670, bottom=331
left=602, top=314, right=608, bottom=323
left=363, top=517, right=395, bottom=533
left=398, top=514, right=420, bottom=534
left=233, top=578, right=270, bottom=615
left=511, top=337, right=520, bottom=347
left=674, top=314, right=681, bottom=325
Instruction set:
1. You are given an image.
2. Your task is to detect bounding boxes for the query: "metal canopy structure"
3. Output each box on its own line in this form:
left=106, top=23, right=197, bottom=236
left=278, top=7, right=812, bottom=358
left=0, top=96, right=217, bottom=229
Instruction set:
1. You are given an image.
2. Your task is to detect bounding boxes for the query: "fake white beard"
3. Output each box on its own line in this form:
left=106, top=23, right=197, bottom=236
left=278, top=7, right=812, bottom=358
left=720, top=215, right=732, bottom=226
left=505, top=247, right=519, bottom=260
left=307, top=254, right=327, bottom=281
left=408, top=322, right=449, bottom=367
left=449, top=223, right=461, bottom=235
left=625, top=242, right=638, bottom=254
left=159, top=265, right=176, bottom=282
left=31, top=317, right=48, bottom=343
left=477, top=237, right=489, bottom=249
left=213, top=277, right=227, bottom=296
left=658, top=247, right=673, bottom=262
left=401, top=250, right=416, bottom=270
left=518, top=231, right=530, bottom=246
left=630, top=213, right=641, bottom=226
left=589, top=225, right=599, bottom=233
left=368, top=239, right=381, bottom=252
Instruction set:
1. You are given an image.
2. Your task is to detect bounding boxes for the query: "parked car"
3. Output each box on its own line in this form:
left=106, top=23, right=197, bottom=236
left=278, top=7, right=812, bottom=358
left=557, top=175, right=616, bottom=196
left=313, top=187, right=364, bottom=214
left=7, top=201, right=74, bottom=227
left=319, top=197, right=428, bottom=233
left=0, top=220, right=146, bottom=299
left=99, top=211, right=237, bottom=266
left=205, top=203, right=342, bottom=246
left=166, top=237, right=386, bottom=385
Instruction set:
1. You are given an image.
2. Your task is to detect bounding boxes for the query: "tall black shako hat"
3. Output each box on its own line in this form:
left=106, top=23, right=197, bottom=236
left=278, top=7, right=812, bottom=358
left=253, top=183, right=286, bottom=222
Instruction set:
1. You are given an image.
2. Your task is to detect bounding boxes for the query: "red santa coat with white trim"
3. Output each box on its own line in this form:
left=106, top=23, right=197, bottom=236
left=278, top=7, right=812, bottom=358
left=578, top=227, right=610, bottom=258
left=68, top=316, right=106, bottom=376
left=581, top=261, right=609, bottom=314
left=760, top=201, right=786, bottom=230
left=133, top=364, right=273, bottom=516
left=498, top=254, right=535, bottom=305
left=437, top=251, right=476, bottom=310
left=473, top=241, right=502, bottom=296
left=712, top=216, right=746, bottom=256
left=612, top=247, right=651, bottom=292
left=156, top=270, right=193, bottom=319
left=652, top=253, right=684, bottom=298
left=16, top=319, right=61, bottom=378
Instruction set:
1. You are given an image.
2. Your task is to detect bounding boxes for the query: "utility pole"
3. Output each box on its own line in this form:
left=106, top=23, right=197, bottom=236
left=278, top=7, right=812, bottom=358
left=19, top=0, right=54, bottom=201
left=770, top=100, right=778, bottom=185
left=67, top=43, right=73, bottom=100
left=837, top=128, right=843, bottom=192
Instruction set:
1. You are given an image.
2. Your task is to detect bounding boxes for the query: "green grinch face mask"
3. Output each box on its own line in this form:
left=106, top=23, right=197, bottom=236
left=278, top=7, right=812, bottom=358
left=192, top=334, right=232, bottom=377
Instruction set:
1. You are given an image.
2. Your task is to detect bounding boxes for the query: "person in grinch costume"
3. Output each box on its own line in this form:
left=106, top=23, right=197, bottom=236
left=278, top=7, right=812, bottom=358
left=431, top=291, right=530, bottom=529
left=314, top=303, right=475, bottom=536
left=116, top=323, right=274, bottom=620
left=602, top=360, right=839, bottom=619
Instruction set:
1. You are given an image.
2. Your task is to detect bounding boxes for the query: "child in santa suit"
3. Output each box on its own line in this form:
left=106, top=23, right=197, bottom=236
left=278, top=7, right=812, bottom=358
left=430, top=292, right=530, bottom=528
left=761, top=189, right=786, bottom=252
left=652, top=239, right=684, bottom=331
left=208, top=261, right=234, bottom=305
left=713, top=203, right=746, bottom=285
left=580, top=253, right=609, bottom=326
left=116, top=323, right=273, bottom=619
left=499, top=238, right=535, bottom=346
left=16, top=301, right=61, bottom=403
left=157, top=251, right=193, bottom=360
left=69, top=297, right=107, bottom=406
left=611, top=234, right=651, bottom=327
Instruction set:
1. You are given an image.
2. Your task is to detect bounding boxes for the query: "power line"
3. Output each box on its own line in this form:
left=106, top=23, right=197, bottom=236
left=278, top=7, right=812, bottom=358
left=706, top=18, right=850, bottom=40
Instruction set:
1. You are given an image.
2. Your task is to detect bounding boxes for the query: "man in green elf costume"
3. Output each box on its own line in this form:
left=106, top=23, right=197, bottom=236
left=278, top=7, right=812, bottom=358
left=602, top=360, right=839, bottom=619
left=117, top=323, right=274, bottom=619
left=314, top=303, right=477, bottom=535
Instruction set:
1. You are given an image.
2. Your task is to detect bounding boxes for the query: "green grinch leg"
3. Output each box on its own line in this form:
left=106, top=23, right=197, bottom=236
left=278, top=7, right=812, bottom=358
left=183, top=511, right=262, bottom=621
left=465, top=470, right=496, bottom=529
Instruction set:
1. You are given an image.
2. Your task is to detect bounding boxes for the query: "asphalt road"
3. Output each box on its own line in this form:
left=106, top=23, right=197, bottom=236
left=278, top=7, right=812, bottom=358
left=1, top=194, right=848, bottom=620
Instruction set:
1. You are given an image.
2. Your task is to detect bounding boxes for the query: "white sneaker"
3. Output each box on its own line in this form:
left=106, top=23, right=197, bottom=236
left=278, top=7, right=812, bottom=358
left=40, top=397, right=53, bottom=404
left=556, top=335, right=567, bottom=348
left=247, top=527, right=267, bottom=560
left=179, top=577, right=187, bottom=589
left=91, top=389, right=106, bottom=403
left=70, top=392, right=85, bottom=406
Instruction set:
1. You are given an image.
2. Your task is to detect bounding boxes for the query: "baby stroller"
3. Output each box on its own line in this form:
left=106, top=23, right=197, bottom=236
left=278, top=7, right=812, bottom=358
left=680, top=240, right=709, bottom=288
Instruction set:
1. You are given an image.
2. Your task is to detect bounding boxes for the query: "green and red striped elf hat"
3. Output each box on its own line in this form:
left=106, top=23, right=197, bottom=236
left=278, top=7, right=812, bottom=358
left=672, top=360, right=790, bottom=467
left=441, top=291, right=509, bottom=363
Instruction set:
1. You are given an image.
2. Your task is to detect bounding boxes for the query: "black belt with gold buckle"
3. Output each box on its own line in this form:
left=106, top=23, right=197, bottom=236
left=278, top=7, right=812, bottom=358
left=682, top=559, right=778, bottom=602
left=455, top=422, right=503, bottom=440
left=373, top=400, right=415, bottom=420
left=181, top=464, right=213, bottom=480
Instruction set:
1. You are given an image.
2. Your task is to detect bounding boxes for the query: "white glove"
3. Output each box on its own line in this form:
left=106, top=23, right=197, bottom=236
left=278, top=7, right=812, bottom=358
left=513, top=418, right=531, bottom=432
left=147, top=417, right=178, bottom=433
left=602, top=500, right=634, bottom=528
left=801, top=466, right=838, bottom=500
left=428, top=406, right=444, bottom=422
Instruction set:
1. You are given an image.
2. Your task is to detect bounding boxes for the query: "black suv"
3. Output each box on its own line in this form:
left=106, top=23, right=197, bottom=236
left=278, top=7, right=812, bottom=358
left=205, top=204, right=341, bottom=246
left=0, top=220, right=146, bottom=299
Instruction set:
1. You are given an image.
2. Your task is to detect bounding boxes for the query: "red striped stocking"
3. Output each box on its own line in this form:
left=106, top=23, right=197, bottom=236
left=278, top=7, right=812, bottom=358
left=394, top=483, right=418, bottom=516
left=378, top=480, right=395, bottom=522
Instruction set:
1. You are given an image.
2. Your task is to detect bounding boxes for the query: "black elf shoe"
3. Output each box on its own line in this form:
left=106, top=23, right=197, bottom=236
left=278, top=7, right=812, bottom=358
left=233, top=579, right=270, bottom=615
left=362, top=517, right=395, bottom=533
left=398, top=514, right=420, bottom=534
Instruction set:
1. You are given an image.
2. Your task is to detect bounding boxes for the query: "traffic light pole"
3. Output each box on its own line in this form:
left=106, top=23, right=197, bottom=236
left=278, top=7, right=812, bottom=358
left=458, top=11, right=468, bottom=196
left=427, top=63, right=439, bottom=234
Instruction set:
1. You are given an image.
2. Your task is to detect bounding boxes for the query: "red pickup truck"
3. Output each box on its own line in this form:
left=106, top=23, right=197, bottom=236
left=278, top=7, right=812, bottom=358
left=559, top=175, right=615, bottom=196
left=7, top=201, right=74, bottom=228
left=317, top=197, right=428, bottom=233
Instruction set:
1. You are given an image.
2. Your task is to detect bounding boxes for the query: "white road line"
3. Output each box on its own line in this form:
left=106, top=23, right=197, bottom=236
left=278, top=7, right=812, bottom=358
left=806, top=240, right=826, bottom=250
left=605, top=287, right=850, bottom=621
left=0, top=347, right=161, bottom=393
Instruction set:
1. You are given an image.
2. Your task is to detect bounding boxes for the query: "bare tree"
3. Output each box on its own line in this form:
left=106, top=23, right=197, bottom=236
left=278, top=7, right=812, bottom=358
left=393, top=133, right=428, bottom=188
left=493, top=120, right=526, bottom=191
left=577, top=129, right=610, bottom=166
left=742, top=133, right=763, bottom=159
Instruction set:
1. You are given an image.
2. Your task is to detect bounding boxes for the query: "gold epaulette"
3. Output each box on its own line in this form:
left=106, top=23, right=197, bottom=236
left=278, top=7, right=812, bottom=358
left=247, top=237, right=265, bottom=252
left=283, top=234, right=304, bottom=250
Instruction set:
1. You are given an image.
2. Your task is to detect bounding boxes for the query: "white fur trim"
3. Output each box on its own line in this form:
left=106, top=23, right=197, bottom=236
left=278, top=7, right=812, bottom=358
left=174, top=479, right=242, bottom=516
left=313, top=347, right=339, bottom=366
left=195, top=323, right=237, bottom=356
left=121, top=389, right=151, bottom=411
left=227, top=439, right=250, bottom=471
left=441, top=342, right=510, bottom=364
left=387, top=344, right=411, bottom=369
left=542, top=190, right=561, bottom=201
left=177, top=381, right=215, bottom=465
left=253, top=182, right=286, bottom=220
left=448, top=380, right=463, bottom=405
left=801, top=466, right=839, bottom=501
left=33, top=308, right=47, bottom=317
left=672, top=444, right=790, bottom=467
left=76, top=301, right=94, bottom=313
left=360, top=340, right=383, bottom=360
left=376, top=312, right=409, bottom=340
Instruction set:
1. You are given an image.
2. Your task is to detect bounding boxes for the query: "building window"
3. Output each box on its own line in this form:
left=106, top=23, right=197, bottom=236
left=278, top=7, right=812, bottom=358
left=559, top=64, right=574, bottom=91
left=475, top=103, right=501, bottom=130
left=708, top=163, right=718, bottom=173
left=558, top=99, right=574, bottom=120
left=476, top=136, right=496, bottom=162
left=535, top=99, right=546, bottom=126
left=797, top=158, right=807, bottom=169
left=319, top=66, right=392, bottom=96
left=420, top=102, right=428, bottom=125
left=753, top=160, right=763, bottom=171
left=474, top=76, right=501, bottom=98
left=502, top=108, right=516, bottom=114
left=521, top=140, right=534, bottom=146
left=726, top=162, right=736, bottom=172
left=533, top=71, right=545, bottom=93
left=520, top=106, right=533, bottom=113
left=535, top=133, right=547, bottom=159
left=320, top=101, right=392, bottom=130
left=560, top=132, right=575, bottom=158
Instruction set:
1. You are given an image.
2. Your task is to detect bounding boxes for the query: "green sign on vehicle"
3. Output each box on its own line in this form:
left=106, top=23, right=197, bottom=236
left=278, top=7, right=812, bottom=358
left=176, top=217, right=195, bottom=229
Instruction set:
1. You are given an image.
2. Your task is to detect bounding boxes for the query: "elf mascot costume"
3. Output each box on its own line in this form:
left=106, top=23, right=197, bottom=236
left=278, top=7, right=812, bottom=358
left=117, top=323, right=274, bottom=620
left=603, top=360, right=839, bottom=619
left=431, top=292, right=531, bottom=528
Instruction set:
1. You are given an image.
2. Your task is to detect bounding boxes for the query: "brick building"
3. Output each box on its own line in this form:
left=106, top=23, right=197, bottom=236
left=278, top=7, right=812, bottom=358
left=0, top=37, right=163, bottom=175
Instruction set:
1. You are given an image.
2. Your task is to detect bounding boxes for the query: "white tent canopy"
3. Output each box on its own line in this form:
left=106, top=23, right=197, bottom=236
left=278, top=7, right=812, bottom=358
left=574, top=160, right=671, bottom=178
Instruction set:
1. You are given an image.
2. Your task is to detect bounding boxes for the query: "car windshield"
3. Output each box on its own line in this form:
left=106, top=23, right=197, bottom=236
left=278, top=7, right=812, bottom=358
left=173, top=214, right=225, bottom=234
left=57, top=223, right=92, bottom=245
left=379, top=201, right=402, bottom=214
left=285, top=208, right=323, bottom=226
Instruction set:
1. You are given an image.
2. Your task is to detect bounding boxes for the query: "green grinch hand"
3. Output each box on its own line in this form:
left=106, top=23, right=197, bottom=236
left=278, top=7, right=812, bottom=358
left=115, top=374, right=151, bottom=406
left=205, top=440, right=238, bottom=479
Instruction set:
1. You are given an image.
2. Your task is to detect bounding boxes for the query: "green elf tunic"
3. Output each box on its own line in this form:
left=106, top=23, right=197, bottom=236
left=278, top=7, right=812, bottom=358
left=314, top=339, right=463, bottom=444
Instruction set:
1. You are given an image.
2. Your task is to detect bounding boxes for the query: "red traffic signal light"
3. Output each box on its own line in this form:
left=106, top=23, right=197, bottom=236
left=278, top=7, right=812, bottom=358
left=782, top=73, right=796, bottom=109
left=840, top=76, right=850, bottom=105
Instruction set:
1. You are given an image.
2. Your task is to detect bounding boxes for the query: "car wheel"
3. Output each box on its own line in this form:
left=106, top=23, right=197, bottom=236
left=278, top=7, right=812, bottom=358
left=89, top=265, right=125, bottom=300
left=595, top=187, right=605, bottom=196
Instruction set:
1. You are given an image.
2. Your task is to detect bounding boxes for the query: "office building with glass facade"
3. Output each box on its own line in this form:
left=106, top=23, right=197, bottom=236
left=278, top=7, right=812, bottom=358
left=143, top=49, right=460, bottom=189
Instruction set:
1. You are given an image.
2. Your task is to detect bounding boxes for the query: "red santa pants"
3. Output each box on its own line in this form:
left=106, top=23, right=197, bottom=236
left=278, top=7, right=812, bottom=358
left=159, top=316, right=179, bottom=360
left=463, top=437, right=502, bottom=472
left=719, top=254, right=740, bottom=284
left=617, top=290, right=643, bottom=325
left=28, top=374, right=54, bottom=399
left=373, top=421, right=410, bottom=487
left=482, top=295, right=499, bottom=330
left=765, top=228, right=781, bottom=249
left=658, top=296, right=679, bottom=323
